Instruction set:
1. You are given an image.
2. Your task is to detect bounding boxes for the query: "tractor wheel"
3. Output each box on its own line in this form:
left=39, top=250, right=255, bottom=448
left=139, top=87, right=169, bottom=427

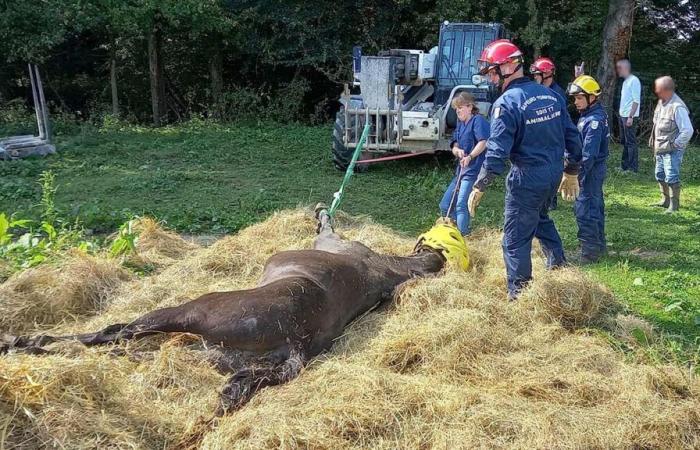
left=332, top=106, right=368, bottom=172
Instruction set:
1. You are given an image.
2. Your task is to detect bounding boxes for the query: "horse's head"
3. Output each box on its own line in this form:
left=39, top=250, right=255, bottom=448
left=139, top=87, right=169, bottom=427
left=413, top=222, right=470, bottom=272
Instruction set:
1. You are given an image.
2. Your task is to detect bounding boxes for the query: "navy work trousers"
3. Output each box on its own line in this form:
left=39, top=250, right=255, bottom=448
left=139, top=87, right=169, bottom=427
left=575, top=162, right=607, bottom=258
left=503, top=166, right=567, bottom=299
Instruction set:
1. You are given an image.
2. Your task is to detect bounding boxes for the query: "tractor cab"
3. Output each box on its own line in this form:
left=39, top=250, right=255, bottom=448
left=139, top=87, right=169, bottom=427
left=435, top=22, right=507, bottom=129
left=332, top=22, right=509, bottom=170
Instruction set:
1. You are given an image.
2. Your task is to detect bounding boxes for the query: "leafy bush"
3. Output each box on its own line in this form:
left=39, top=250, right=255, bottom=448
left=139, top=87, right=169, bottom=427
left=0, top=170, right=93, bottom=275
left=215, top=78, right=310, bottom=124
left=0, top=213, right=90, bottom=271
left=0, top=99, right=36, bottom=135
left=109, top=219, right=139, bottom=257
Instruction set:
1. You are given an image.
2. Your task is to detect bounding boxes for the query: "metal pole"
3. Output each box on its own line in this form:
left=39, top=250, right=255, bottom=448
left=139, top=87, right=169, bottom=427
left=34, top=65, right=51, bottom=143
left=397, top=90, right=404, bottom=147
left=28, top=64, right=45, bottom=140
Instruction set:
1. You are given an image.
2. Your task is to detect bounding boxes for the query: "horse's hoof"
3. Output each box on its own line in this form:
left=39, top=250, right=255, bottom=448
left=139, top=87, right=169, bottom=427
left=314, top=202, right=328, bottom=219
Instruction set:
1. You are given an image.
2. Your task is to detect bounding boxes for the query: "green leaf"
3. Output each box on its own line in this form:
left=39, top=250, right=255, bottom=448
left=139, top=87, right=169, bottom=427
left=28, top=253, right=47, bottom=267
left=664, top=302, right=685, bottom=313
left=41, top=222, right=58, bottom=240
left=9, top=219, right=32, bottom=228
left=0, top=213, right=10, bottom=245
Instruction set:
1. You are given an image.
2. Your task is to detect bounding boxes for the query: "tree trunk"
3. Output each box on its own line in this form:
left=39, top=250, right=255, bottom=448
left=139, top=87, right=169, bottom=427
left=110, top=53, right=119, bottom=117
left=148, top=17, right=166, bottom=127
left=595, top=0, right=635, bottom=117
left=209, top=43, right=224, bottom=119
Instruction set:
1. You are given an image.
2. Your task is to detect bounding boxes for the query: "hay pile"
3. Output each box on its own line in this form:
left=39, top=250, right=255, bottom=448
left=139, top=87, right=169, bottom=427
left=0, top=253, right=131, bottom=334
left=1, top=209, right=698, bottom=449
left=124, top=217, right=198, bottom=269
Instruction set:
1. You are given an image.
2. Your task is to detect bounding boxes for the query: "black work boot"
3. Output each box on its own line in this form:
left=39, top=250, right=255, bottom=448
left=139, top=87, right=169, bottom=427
left=665, top=183, right=680, bottom=214
left=651, top=182, right=670, bottom=208
left=580, top=252, right=600, bottom=264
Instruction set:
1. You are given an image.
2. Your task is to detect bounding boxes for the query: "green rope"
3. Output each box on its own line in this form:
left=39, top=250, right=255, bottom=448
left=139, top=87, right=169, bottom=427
left=328, top=122, right=371, bottom=219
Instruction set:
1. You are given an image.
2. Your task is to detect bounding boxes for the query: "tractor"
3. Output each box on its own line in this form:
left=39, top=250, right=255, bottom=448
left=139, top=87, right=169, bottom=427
left=332, top=22, right=508, bottom=170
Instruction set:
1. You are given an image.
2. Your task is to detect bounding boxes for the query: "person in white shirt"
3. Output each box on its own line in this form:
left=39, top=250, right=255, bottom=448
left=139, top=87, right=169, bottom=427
left=616, top=59, right=641, bottom=172
left=649, top=76, right=694, bottom=213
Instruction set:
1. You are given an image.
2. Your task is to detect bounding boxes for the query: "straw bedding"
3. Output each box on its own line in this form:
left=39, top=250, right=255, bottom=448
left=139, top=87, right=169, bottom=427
left=0, top=209, right=697, bottom=449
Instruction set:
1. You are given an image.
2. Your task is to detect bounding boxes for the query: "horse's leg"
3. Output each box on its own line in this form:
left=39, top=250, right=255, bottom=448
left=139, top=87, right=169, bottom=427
left=216, top=345, right=306, bottom=416
left=314, top=202, right=334, bottom=235
left=313, top=202, right=366, bottom=256
left=3, top=305, right=193, bottom=354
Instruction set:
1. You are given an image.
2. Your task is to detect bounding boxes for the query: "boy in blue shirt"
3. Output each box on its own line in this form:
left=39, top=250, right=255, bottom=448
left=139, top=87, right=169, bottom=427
left=439, top=92, right=490, bottom=236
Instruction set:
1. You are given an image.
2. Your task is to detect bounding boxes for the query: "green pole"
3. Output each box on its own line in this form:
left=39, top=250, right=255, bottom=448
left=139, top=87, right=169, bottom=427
left=328, top=122, right=371, bottom=218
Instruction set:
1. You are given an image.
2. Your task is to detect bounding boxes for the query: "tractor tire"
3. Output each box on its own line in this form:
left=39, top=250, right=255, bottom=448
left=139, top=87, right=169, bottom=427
left=332, top=106, right=369, bottom=172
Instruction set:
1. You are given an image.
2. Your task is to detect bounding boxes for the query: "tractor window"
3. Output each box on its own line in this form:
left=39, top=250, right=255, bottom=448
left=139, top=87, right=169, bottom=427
left=439, top=32, right=456, bottom=82
left=438, top=25, right=501, bottom=87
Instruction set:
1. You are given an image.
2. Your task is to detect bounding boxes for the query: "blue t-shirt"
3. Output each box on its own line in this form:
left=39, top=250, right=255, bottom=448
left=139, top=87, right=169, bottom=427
left=450, top=114, right=490, bottom=179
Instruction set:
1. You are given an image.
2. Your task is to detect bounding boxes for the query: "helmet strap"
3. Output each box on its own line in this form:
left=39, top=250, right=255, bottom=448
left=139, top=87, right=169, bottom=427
left=581, top=95, right=597, bottom=111
left=497, top=62, right=522, bottom=89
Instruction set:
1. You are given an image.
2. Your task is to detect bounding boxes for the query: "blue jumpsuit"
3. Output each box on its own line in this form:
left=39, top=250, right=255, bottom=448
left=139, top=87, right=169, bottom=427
left=546, top=82, right=570, bottom=210
left=439, top=114, right=490, bottom=235
left=476, top=77, right=582, bottom=298
left=574, top=102, right=609, bottom=259
left=549, top=82, right=567, bottom=101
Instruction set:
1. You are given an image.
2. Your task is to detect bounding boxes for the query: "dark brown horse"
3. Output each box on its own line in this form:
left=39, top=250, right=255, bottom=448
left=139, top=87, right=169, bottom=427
left=2, top=205, right=445, bottom=413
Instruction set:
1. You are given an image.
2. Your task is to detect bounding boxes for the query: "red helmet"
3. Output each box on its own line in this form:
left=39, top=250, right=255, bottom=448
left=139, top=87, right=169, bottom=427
left=477, top=39, right=524, bottom=75
left=530, top=57, right=556, bottom=75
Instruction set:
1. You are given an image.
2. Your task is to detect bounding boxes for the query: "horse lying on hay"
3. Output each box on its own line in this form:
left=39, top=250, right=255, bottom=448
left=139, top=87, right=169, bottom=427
left=1, top=205, right=468, bottom=414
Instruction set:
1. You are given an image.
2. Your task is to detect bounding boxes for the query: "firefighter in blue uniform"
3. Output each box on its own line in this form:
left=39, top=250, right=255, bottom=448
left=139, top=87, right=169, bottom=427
left=567, top=75, right=609, bottom=262
left=530, top=57, right=570, bottom=211
left=530, top=57, right=567, bottom=100
left=468, top=40, right=582, bottom=300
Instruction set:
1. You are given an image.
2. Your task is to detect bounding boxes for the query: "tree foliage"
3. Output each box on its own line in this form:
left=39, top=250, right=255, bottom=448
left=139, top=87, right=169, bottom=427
left=0, top=0, right=697, bottom=126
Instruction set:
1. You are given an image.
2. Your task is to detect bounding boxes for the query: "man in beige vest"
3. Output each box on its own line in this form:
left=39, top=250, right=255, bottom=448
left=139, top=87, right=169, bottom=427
left=649, top=76, right=694, bottom=213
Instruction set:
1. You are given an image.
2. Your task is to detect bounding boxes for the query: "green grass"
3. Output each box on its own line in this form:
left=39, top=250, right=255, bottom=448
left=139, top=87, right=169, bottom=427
left=1, top=120, right=698, bottom=357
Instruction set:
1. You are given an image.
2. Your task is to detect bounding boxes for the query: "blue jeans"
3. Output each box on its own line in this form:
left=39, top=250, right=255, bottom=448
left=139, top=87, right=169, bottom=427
left=655, top=149, right=684, bottom=184
left=503, top=166, right=566, bottom=299
left=619, top=116, right=638, bottom=172
left=440, top=176, right=476, bottom=235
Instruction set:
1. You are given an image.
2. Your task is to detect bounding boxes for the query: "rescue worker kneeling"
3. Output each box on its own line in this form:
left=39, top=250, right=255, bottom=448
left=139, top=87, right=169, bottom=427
left=468, top=39, right=582, bottom=300
left=567, top=75, right=609, bottom=263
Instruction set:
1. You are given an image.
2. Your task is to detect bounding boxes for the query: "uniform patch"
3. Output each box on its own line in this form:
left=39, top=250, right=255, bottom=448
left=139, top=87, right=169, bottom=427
left=493, top=107, right=501, bottom=119
left=591, top=120, right=599, bottom=130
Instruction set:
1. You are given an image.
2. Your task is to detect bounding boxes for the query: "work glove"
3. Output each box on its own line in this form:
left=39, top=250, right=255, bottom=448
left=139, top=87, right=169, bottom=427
left=468, top=189, right=484, bottom=217
left=558, top=172, right=580, bottom=202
